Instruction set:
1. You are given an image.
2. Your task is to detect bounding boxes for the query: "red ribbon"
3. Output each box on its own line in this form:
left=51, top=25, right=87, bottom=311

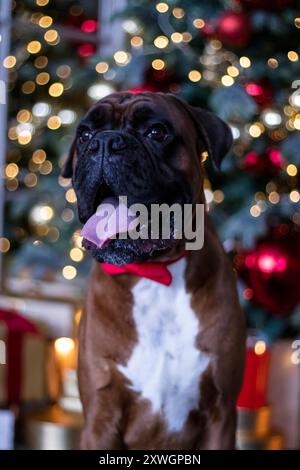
left=101, top=253, right=186, bottom=286
left=0, top=309, right=40, bottom=404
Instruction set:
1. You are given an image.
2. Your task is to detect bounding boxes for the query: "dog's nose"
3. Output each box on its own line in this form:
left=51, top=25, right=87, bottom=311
left=108, top=134, right=127, bottom=153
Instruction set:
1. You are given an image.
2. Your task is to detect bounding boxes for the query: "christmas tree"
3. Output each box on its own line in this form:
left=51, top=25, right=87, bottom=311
left=2, top=0, right=300, bottom=341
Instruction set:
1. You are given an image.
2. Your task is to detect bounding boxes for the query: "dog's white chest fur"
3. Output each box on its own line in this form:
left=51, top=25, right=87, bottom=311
left=118, top=258, right=210, bottom=432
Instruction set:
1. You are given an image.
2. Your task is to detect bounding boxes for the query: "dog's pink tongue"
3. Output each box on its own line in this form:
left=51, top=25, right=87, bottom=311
left=81, top=197, right=138, bottom=248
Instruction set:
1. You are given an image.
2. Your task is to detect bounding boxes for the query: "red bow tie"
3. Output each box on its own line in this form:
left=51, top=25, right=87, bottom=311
left=100, top=253, right=186, bottom=286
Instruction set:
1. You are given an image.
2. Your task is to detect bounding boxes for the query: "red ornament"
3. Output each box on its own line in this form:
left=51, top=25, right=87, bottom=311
left=129, top=84, right=158, bottom=94
left=237, top=345, right=270, bottom=409
left=245, top=80, right=273, bottom=108
left=81, top=19, right=98, bottom=33
left=77, top=43, right=96, bottom=58
left=135, top=67, right=179, bottom=93
left=236, top=0, right=292, bottom=11
left=242, top=148, right=284, bottom=174
left=216, top=11, right=251, bottom=47
left=236, top=226, right=300, bottom=316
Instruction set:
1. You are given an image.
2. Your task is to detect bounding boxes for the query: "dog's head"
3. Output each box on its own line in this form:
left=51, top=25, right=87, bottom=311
left=62, top=92, right=232, bottom=265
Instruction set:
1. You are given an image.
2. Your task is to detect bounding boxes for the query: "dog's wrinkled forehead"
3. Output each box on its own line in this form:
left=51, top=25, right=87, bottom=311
left=82, top=92, right=186, bottom=133
left=79, top=91, right=233, bottom=170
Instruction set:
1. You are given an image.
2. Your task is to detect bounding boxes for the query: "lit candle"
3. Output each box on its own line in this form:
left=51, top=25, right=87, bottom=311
left=237, top=337, right=270, bottom=409
left=54, top=337, right=76, bottom=372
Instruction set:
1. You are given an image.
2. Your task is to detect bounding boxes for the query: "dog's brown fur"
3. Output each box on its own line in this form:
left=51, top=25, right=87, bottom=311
left=78, top=215, right=245, bottom=449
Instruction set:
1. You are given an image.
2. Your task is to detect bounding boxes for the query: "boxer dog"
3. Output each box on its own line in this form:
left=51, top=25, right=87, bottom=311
left=62, top=92, right=245, bottom=450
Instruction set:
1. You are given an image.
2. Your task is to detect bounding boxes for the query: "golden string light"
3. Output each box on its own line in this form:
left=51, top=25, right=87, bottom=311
left=114, top=50, right=131, bottom=65
left=27, top=41, right=42, bottom=54
left=3, top=55, right=16, bottom=68
left=47, top=115, right=62, bottom=130
left=221, top=75, right=234, bottom=87
left=131, top=36, right=143, bottom=48
left=254, top=341, right=266, bottom=355
left=0, top=238, right=10, bottom=253
left=44, top=29, right=59, bottom=44
left=24, top=173, right=38, bottom=187
left=286, top=164, right=298, bottom=176
left=34, top=56, right=48, bottom=68
left=182, top=32, right=192, bottom=43
left=293, top=115, right=300, bottom=129
left=288, top=51, right=299, bottom=62
left=36, top=72, right=50, bottom=85
left=171, top=32, right=183, bottom=43
left=8, top=127, right=18, bottom=140
left=172, top=7, right=185, bottom=19
left=156, top=2, right=169, bottom=13
left=188, top=70, right=201, bottom=82
left=267, top=58, right=278, bottom=68
left=250, top=205, right=261, bottom=217
left=239, top=56, right=251, bottom=68
left=70, top=248, right=84, bottom=262
left=38, top=15, right=53, bottom=28
left=5, top=163, right=19, bottom=179
left=73, top=231, right=83, bottom=249
left=32, top=149, right=46, bottom=164
left=95, top=61, right=109, bottom=74
left=193, top=18, right=205, bottom=29
left=48, top=82, right=64, bottom=97
left=18, top=130, right=32, bottom=145
left=39, top=161, right=53, bottom=175
left=154, top=35, right=169, bottom=49
left=227, top=66, right=239, bottom=77
left=56, top=65, right=71, bottom=78
left=22, top=81, right=36, bottom=94
left=152, top=59, right=165, bottom=70
left=268, top=191, right=280, bottom=204
left=62, top=265, right=77, bottom=280
left=294, top=18, right=300, bottom=29
left=213, top=190, right=224, bottom=203
left=17, top=109, right=32, bottom=123
left=65, top=188, right=77, bottom=203
left=249, top=123, right=264, bottom=138
left=290, top=190, right=300, bottom=203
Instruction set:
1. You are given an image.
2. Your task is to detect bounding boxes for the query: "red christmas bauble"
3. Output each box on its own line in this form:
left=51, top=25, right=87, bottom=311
left=242, top=148, right=284, bottom=174
left=135, top=68, right=179, bottom=93
left=77, top=43, right=96, bottom=58
left=129, top=83, right=158, bottom=94
left=245, top=81, right=273, bottom=108
left=236, top=226, right=300, bottom=316
left=216, top=11, right=251, bottom=47
left=236, top=0, right=292, bottom=11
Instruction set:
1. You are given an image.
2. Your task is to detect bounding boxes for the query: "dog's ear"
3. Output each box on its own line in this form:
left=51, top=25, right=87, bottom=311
left=61, top=138, right=77, bottom=178
left=169, top=95, right=233, bottom=169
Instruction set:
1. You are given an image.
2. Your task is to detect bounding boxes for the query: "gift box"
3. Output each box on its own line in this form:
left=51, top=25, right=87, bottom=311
left=0, top=409, right=15, bottom=450
left=267, top=340, right=300, bottom=449
left=0, top=308, right=48, bottom=404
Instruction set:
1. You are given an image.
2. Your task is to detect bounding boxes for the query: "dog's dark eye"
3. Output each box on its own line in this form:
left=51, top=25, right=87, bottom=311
left=146, top=124, right=168, bottom=142
left=79, top=130, right=93, bottom=144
